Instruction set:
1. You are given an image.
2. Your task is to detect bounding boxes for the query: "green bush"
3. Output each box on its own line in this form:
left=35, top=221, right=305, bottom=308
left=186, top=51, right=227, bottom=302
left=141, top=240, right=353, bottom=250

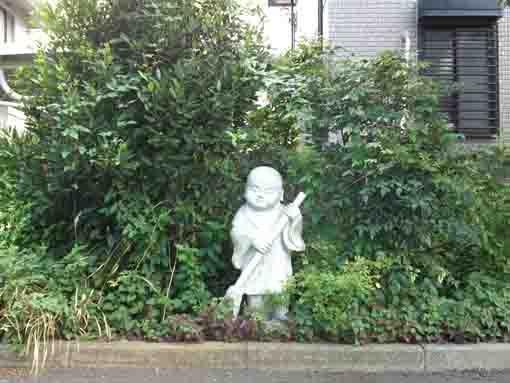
left=256, top=43, right=510, bottom=344
left=0, top=243, right=109, bottom=371
left=266, top=45, right=509, bottom=288
left=1, top=12, right=509, bottom=351
left=461, top=148, right=510, bottom=279
left=287, top=258, right=510, bottom=345
left=9, top=0, right=269, bottom=336
left=286, top=257, right=389, bottom=341
left=0, top=129, right=35, bottom=248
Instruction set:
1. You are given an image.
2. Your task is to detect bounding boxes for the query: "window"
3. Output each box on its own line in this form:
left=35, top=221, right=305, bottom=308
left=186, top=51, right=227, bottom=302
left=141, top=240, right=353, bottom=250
left=0, top=7, right=15, bottom=45
left=421, top=26, right=499, bottom=139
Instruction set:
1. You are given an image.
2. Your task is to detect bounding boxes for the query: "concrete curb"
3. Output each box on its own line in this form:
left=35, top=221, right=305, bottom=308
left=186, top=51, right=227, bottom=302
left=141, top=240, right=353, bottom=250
left=1, top=342, right=510, bottom=372
left=423, top=344, right=510, bottom=372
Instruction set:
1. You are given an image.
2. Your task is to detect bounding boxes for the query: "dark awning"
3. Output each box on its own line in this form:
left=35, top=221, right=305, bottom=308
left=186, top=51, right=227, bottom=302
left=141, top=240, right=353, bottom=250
left=419, top=0, right=503, bottom=18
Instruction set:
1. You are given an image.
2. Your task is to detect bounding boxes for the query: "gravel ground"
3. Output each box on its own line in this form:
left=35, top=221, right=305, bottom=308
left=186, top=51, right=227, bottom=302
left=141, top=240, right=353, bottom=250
left=0, top=368, right=510, bottom=383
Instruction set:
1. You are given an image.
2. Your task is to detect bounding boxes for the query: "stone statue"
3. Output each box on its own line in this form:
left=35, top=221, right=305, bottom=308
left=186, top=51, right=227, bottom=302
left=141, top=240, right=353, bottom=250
left=225, top=166, right=306, bottom=319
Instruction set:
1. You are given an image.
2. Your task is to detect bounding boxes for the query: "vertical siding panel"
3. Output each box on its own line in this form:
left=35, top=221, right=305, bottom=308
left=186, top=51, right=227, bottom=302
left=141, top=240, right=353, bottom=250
left=498, top=8, right=510, bottom=144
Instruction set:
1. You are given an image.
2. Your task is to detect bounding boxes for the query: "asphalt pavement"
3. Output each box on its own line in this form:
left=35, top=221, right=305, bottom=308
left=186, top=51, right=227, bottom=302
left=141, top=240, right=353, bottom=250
left=1, top=368, right=510, bottom=383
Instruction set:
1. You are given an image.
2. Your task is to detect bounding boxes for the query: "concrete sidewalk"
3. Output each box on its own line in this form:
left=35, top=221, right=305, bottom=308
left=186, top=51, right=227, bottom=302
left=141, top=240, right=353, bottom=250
left=1, top=342, right=510, bottom=373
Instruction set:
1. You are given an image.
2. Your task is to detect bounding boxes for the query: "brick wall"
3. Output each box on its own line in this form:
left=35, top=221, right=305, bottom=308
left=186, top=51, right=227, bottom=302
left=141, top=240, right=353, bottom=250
left=326, top=0, right=418, bottom=57
left=498, top=8, right=510, bottom=144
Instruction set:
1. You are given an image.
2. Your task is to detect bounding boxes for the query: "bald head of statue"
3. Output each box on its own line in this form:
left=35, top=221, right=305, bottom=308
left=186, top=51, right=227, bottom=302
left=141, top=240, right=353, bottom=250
left=244, top=167, right=284, bottom=211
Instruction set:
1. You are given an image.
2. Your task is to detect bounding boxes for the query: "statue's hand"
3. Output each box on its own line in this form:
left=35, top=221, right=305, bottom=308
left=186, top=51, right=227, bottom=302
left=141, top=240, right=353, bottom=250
left=284, top=204, right=301, bottom=220
left=253, top=236, right=272, bottom=255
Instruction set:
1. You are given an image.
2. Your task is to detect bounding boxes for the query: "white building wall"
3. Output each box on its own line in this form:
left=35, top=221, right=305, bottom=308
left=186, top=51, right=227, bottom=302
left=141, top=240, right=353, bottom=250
left=13, top=10, right=31, bottom=45
left=264, top=4, right=319, bottom=52
left=296, top=0, right=319, bottom=42
left=0, top=0, right=39, bottom=131
left=326, top=0, right=417, bottom=57
left=1, top=0, right=34, bottom=47
left=241, top=0, right=319, bottom=52
left=0, top=102, right=25, bottom=133
left=264, top=6, right=293, bottom=51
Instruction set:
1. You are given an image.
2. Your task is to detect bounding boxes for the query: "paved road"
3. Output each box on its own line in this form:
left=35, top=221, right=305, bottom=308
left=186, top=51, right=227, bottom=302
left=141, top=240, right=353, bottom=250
left=1, top=368, right=510, bottom=383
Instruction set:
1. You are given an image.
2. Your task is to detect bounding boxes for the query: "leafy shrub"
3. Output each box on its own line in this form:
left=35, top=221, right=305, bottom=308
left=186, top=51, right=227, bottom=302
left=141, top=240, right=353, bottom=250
left=0, top=244, right=110, bottom=372
left=9, top=0, right=269, bottom=337
left=1, top=7, right=509, bottom=351
left=246, top=40, right=327, bottom=150
left=101, top=271, right=163, bottom=334
left=262, top=43, right=510, bottom=345
left=288, top=259, right=510, bottom=345
left=358, top=272, right=510, bottom=345
left=461, top=148, right=510, bottom=279
left=0, top=129, right=35, bottom=248
left=286, top=257, right=389, bottom=341
left=268, top=45, right=509, bottom=291
left=259, top=46, right=459, bottom=267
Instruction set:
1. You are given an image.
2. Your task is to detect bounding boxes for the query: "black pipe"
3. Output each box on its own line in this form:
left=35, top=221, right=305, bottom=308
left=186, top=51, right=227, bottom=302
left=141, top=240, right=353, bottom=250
left=291, top=0, right=296, bottom=49
left=318, top=0, right=324, bottom=40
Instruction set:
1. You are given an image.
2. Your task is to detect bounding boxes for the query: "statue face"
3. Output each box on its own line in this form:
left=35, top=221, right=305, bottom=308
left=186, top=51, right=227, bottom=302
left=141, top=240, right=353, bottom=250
left=244, top=166, right=284, bottom=211
left=245, top=180, right=283, bottom=211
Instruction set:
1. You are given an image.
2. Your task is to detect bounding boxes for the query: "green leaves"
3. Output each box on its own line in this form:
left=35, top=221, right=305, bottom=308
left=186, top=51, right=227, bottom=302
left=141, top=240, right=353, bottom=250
left=286, top=257, right=387, bottom=342
left=3, top=0, right=509, bottom=348
left=7, top=0, right=269, bottom=339
left=276, top=48, right=510, bottom=339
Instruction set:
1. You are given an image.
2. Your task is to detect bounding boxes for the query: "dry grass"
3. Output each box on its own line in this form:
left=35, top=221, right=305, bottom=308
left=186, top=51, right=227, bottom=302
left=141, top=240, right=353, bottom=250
left=0, top=287, right=111, bottom=375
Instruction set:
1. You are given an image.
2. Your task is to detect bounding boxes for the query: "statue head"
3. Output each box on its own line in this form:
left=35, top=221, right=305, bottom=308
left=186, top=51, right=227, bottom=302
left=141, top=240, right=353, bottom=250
left=245, top=166, right=284, bottom=211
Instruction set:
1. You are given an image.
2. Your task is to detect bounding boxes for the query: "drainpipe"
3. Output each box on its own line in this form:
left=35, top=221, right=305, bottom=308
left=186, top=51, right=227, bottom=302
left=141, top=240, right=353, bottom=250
left=318, top=0, right=324, bottom=42
left=404, top=30, right=411, bottom=63
left=416, top=0, right=420, bottom=61
left=291, top=0, right=296, bottom=49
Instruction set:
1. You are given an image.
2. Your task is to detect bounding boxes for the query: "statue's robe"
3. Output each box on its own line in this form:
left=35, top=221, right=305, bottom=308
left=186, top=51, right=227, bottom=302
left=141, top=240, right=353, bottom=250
left=231, top=203, right=305, bottom=295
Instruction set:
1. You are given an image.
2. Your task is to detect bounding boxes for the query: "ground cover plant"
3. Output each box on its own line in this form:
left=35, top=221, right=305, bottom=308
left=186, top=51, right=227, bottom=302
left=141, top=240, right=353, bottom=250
left=0, top=0, right=509, bottom=365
